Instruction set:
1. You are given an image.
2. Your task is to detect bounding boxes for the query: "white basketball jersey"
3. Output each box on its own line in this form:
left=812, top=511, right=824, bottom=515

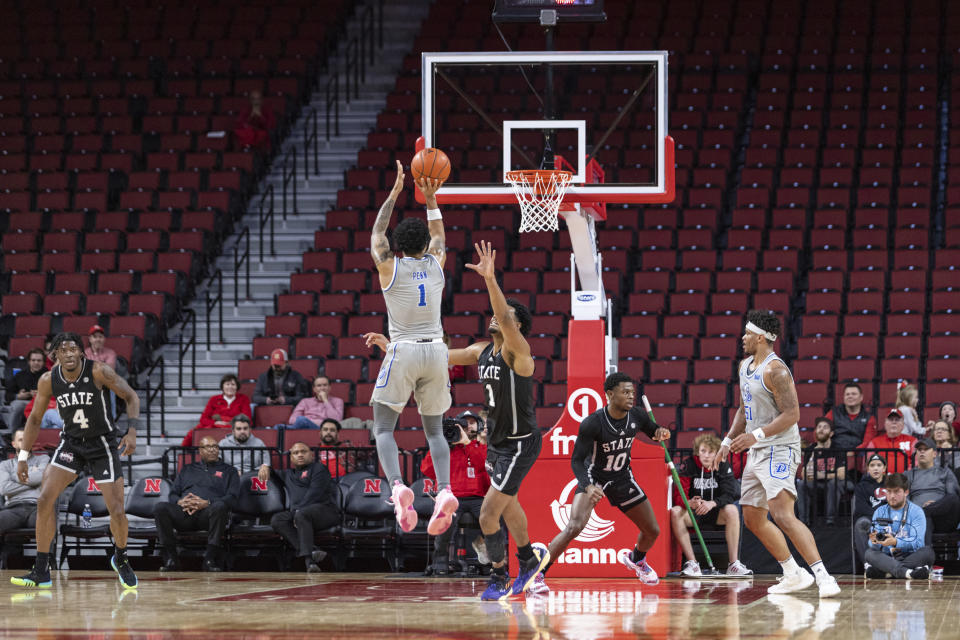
left=382, top=255, right=444, bottom=341
left=738, top=352, right=800, bottom=449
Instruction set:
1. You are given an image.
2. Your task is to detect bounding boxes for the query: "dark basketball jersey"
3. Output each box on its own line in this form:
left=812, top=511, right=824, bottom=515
left=478, top=343, right=537, bottom=445
left=51, top=358, right=115, bottom=438
left=571, top=406, right=658, bottom=488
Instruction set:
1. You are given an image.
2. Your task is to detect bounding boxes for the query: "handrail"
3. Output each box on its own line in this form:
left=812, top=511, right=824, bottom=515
left=303, top=107, right=318, bottom=177
left=281, top=151, right=296, bottom=220
left=205, top=268, right=224, bottom=348
left=325, top=73, right=340, bottom=140
left=344, top=37, right=359, bottom=103
left=233, top=225, right=251, bottom=304
left=177, top=308, right=197, bottom=394
left=143, top=356, right=166, bottom=444
left=258, top=184, right=276, bottom=261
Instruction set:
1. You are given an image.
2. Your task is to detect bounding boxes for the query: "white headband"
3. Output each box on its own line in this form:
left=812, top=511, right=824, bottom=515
left=746, top=321, right=777, bottom=342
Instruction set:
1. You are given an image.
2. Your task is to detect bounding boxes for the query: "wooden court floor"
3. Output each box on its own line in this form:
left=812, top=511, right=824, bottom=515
left=1, top=571, right=957, bottom=639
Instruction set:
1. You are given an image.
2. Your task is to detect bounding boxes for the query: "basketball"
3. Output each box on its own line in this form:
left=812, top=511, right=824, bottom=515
left=411, top=147, right=451, bottom=183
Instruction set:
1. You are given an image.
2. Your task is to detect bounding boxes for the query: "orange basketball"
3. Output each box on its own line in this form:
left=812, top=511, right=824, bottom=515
left=411, top=147, right=451, bottom=183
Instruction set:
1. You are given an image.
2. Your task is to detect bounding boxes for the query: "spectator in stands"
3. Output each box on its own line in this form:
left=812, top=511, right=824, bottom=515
left=253, top=349, right=308, bottom=407
left=234, top=89, right=275, bottom=152
left=269, top=441, right=340, bottom=573
left=287, top=376, right=344, bottom=428
left=218, top=414, right=271, bottom=478
left=422, top=414, right=490, bottom=575
left=825, top=382, right=878, bottom=449
left=4, top=349, right=47, bottom=430
left=853, top=453, right=888, bottom=568
left=182, top=374, right=253, bottom=447
left=864, top=473, right=933, bottom=580
left=796, top=417, right=848, bottom=525
left=22, top=396, right=61, bottom=429
left=671, top=433, right=751, bottom=576
left=862, top=409, right=916, bottom=473
left=84, top=324, right=117, bottom=370
left=42, top=335, right=56, bottom=370
left=315, top=418, right=355, bottom=478
left=0, top=429, right=50, bottom=534
left=904, top=437, right=960, bottom=533
left=928, top=401, right=960, bottom=438
left=895, top=382, right=925, bottom=437
left=154, top=436, right=239, bottom=572
left=932, top=420, right=960, bottom=470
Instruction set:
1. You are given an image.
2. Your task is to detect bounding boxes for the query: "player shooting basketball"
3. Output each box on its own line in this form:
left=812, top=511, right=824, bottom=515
left=368, top=160, right=459, bottom=537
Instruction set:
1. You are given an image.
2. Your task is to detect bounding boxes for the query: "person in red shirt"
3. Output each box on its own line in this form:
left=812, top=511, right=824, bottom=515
left=860, top=408, right=916, bottom=473
left=421, top=412, right=490, bottom=574
left=182, top=374, right=252, bottom=447
left=234, top=90, right=275, bottom=152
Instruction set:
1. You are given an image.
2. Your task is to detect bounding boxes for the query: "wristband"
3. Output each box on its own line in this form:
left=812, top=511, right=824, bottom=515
left=721, top=437, right=733, bottom=449
left=127, top=416, right=141, bottom=430
left=752, top=428, right=766, bottom=442
left=426, top=208, right=442, bottom=221
left=17, top=449, right=29, bottom=462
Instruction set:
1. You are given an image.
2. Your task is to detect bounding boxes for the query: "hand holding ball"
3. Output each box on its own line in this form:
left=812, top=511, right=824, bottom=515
left=411, top=147, right=451, bottom=183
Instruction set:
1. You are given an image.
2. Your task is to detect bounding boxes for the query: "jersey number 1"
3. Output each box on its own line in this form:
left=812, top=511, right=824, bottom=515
left=417, top=284, right=426, bottom=307
left=485, top=383, right=496, bottom=407
left=73, top=409, right=90, bottom=430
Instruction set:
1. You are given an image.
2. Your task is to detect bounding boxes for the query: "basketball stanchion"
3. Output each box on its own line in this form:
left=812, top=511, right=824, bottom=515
left=641, top=394, right=723, bottom=578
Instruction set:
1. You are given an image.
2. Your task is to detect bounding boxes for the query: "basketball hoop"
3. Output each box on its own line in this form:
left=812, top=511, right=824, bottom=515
left=505, top=169, right=573, bottom=232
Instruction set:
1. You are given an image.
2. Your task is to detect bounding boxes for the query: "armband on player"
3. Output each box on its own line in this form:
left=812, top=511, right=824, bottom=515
left=721, top=436, right=733, bottom=449
left=752, top=428, right=767, bottom=442
left=17, top=449, right=29, bottom=462
left=426, top=208, right=442, bottom=221
left=126, top=416, right=141, bottom=431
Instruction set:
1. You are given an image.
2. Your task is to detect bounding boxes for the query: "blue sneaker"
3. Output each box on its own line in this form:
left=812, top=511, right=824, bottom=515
left=10, top=566, right=52, bottom=589
left=480, top=572, right=513, bottom=601
left=510, top=543, right=551, bottom=596
left=110, top=554, right=138, bottom=590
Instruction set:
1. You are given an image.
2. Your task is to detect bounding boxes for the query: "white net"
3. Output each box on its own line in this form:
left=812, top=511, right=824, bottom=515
left=505, top=170, right=573, bottom=232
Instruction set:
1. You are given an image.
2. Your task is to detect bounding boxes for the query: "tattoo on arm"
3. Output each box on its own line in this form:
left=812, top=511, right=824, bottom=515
left=769, top=367, right=799, bottom=414
left=370, top=196, right=397, bottom=264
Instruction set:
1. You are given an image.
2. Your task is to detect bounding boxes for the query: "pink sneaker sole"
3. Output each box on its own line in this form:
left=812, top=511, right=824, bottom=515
left=392, top=485, right=418, bottom=532
left=427, top=491, right=459, bottom=535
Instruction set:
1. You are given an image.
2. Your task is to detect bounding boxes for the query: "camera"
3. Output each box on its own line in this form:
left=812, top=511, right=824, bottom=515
left=442, top=417, right=466, bottom=445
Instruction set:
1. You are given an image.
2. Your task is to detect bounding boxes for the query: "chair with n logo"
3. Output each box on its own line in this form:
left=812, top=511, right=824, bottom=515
left=59, top=475, right=113, bottom=568
left=228, top=470, right=286, bottom=568
left=124, top=477, right=171, bottom=558
left=341, top=476, right=397, bottom=571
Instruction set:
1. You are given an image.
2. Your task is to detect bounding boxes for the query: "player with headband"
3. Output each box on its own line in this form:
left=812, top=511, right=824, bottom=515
left=712, top=310, right=840, bottom=597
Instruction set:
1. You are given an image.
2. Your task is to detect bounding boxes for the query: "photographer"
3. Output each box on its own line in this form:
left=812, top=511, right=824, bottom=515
left=864, top=473, right=933, bottom=580
left=420, top=412, right=490, bottom=574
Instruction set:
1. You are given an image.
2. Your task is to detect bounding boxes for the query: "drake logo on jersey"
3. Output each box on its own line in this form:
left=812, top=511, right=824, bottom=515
left=551, top=479, right=616, bottom=543
left=774, top=462, right=788, bottom=475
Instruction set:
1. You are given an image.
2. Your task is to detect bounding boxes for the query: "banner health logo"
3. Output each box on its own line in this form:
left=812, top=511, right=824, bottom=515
left=576, top=293, right=596, bottom=302
left=551, top=479, right=616, bottom=543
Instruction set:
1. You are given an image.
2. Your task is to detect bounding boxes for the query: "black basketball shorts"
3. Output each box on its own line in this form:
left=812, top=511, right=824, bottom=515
left=578, top=471, right=648, bottom=513
left=51, top=432, right=123, bottom=483
left=485, top=429, right=542, bottom=496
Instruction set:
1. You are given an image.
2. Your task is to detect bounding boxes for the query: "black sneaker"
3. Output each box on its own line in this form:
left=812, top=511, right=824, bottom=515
left=10, top=565, right=52, bottom=588
left=865, top=565, right=885, bottom=579
left=908, top=565, right=930, bottom=580
left=306, top=562, right=322, bottom=573
left=111, top=555, right=138, bottom=589
left=160, top=557, right=180, bottom=572
left=311, top=549, right=328, bottom=565
left=202, top=558, right=222, bottom=572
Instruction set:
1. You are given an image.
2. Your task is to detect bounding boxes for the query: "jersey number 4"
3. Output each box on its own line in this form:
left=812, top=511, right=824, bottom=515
left=73, top=408, right=90, bottom=430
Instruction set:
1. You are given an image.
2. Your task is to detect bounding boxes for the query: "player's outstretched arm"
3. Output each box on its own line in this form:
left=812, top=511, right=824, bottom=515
left=370, top=160, right=404, bottom=275
left=17, top=374, right=52, bottom=482
left=417, top=176, right=446, bottom=268
left=94, top=362, right=140, bottom=456
left=465, top=241, right=534, bottom=376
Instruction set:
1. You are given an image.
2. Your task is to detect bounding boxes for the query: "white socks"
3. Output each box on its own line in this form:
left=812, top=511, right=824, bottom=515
left=810, top=560, right=830, bottom=583
left=779, top=556, right=801, bottom=575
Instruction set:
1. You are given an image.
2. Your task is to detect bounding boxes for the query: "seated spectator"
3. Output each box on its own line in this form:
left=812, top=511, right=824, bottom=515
left=42, top=334, right=56, bottom=371
left=797, top=417, right=848, bottom=525
left=288, top=376, right=344, bottom=428
left=861, top=409, right=916, bottom=473
left=154, top=436, right=239, bottom=572
left=904, top=438, right=960, bottom=533
left=0, top=429, right=50, bottom=534
left=853, top=453, right=888, bottom=567
left=316, top=418, right=353, bottom=478
left=234, top=89, right=275, bottom=152
left=864, top=473, right=933, bottom=579
left=253, top=349, right=309, bottom=407
left=670, top=433, right=751, bottom=576
left=825, top=382, right=878, bottom=449
left=928, top=401, right=960, bottom=439
left=84, top=324, right=117, bottom=370
left=932, top=420, right=960, bottom=470
left=22, top=396, right=62, bottom=429
left=4, top=349, right=47, bottom=431
left=269, top=441, right=340, bottom=573
left=421, top=415, right=490, bottom=575
left=895, top=382, right=925, bottom=437
left=182, top=374, right=253, bottom=447
left=218, top=415, right=271, bottom=477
